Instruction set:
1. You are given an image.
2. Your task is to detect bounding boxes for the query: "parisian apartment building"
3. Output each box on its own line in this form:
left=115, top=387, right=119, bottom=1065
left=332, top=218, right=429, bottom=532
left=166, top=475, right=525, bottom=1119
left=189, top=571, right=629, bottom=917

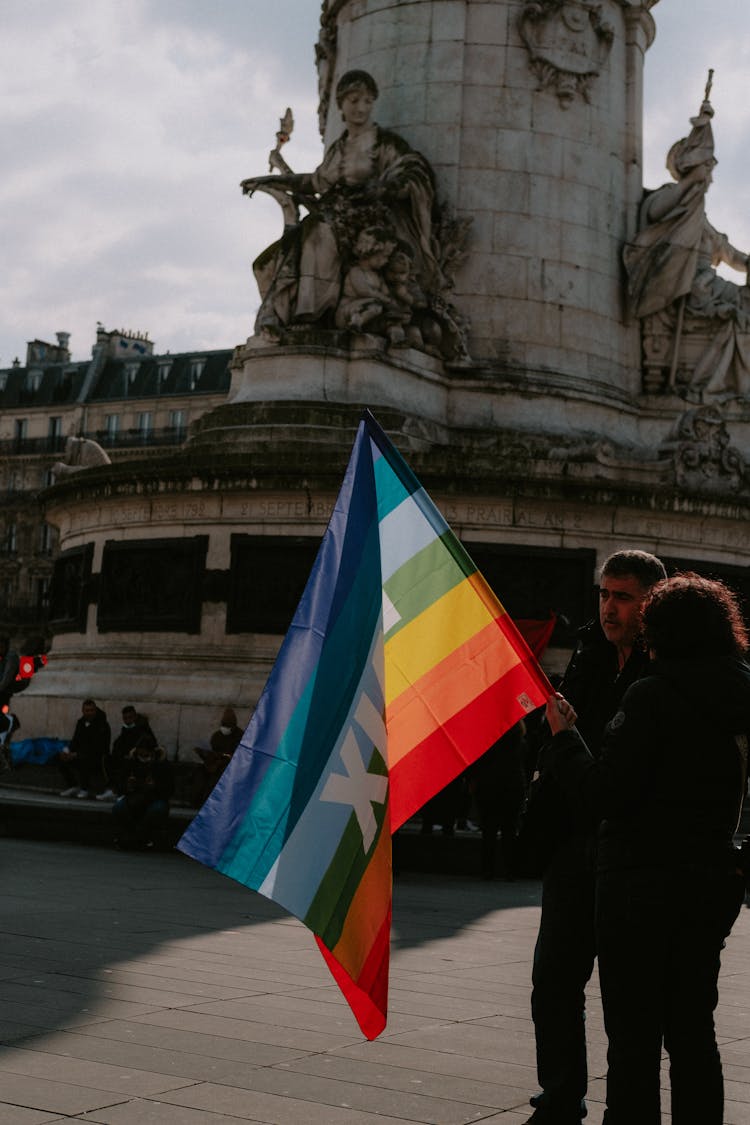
left=0, top=325, right=232, bottom=647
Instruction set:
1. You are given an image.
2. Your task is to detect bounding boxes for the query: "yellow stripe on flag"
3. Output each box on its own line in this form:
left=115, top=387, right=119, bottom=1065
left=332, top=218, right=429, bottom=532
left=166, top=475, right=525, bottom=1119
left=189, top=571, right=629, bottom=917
left=384, top=574, right=501, bottom=706
left=386, top=619, right=522, bottom=767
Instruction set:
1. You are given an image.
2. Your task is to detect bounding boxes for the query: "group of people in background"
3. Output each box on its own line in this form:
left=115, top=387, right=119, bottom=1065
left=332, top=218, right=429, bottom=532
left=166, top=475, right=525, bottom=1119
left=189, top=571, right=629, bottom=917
left=55, top=702, right=245, bottom=849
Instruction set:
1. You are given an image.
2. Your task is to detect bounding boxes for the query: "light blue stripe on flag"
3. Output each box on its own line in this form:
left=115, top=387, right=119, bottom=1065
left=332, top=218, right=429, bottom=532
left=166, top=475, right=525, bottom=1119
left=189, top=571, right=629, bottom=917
left=378, top=489, right=449, bottom=584
left=254, top=628, right=386, bottom=917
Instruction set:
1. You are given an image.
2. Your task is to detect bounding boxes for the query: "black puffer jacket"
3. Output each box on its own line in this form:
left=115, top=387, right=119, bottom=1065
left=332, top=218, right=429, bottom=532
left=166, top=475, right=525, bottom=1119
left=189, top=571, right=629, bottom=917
left=543, top=656, right=750, bottom=872
left=559, top=619, right=651, bottom=759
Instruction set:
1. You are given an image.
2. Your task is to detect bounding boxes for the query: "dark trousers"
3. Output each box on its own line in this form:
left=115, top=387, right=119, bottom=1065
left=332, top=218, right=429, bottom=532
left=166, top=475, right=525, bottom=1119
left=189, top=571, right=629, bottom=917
left=113, top=796, right=169, bottom=846
left=476, top=790, right=523, bottom=878
left=59, top=750, right=100, bottom=791
left=531, top=835, right=596, bottom=1120
left=597, top=863, right=744, bottom=1125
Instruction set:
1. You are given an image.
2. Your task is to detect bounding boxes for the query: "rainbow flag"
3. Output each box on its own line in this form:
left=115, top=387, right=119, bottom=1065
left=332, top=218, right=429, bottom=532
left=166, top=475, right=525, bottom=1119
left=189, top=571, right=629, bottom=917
left=178, top=411, right=552, bottom=1039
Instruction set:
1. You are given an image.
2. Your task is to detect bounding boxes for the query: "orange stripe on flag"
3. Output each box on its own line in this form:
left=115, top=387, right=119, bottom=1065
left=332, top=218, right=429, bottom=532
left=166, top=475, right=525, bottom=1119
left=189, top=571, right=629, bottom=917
left=329, top=819, right=392, bottom=981
left=386, top=616, right=521, bottom=768
left=384, top=574, right=501, bottom=704
left=389, top=660, right=549, bottom=830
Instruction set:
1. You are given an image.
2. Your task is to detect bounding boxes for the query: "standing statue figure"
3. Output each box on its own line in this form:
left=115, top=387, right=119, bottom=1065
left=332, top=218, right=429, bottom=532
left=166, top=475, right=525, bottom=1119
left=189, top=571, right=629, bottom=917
left=624, top=74, right=750, bottom=399
left=241, top=70, right=469, bottom=361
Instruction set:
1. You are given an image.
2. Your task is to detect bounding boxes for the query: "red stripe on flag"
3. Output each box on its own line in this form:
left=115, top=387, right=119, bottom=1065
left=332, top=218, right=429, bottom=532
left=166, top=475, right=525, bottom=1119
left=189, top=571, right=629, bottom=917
left=316, top=905, right=391, bottom=1040
left=389, top=660, right=549, bottom=831
left=495, top=613, right=554, bottom=698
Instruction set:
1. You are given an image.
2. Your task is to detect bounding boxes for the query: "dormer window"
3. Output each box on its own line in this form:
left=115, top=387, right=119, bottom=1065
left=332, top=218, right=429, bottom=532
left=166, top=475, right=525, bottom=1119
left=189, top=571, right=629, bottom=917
left=158, top=360, right=171, bottom=382
left=126, top=361, right=139, bottom=385
left=190, top=357, right=206, bottom=388
left=27, top=369, right=42, bottom=392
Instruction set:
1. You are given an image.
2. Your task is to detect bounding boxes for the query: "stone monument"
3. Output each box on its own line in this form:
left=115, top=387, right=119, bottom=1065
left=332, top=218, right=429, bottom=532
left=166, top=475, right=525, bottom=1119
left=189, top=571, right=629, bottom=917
left=35, top=1, right=750, bottom=754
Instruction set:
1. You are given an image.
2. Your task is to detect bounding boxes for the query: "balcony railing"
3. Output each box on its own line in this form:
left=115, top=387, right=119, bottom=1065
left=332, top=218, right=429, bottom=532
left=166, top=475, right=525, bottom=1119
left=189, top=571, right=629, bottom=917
left=92, top=426, right=187, bottom=449
left=0, top=427, right=187, bottom=457
left=0, top=435, right=66, bottom=456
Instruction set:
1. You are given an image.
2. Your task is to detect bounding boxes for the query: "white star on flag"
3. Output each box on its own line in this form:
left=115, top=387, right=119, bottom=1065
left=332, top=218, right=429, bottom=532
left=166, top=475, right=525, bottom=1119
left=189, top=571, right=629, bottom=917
left=320, top=691, right=388, bottom=851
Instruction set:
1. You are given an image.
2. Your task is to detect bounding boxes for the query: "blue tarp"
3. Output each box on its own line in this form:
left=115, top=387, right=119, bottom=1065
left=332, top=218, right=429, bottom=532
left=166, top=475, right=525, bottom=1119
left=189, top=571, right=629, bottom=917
left=10, top=738, right=66, bottom=765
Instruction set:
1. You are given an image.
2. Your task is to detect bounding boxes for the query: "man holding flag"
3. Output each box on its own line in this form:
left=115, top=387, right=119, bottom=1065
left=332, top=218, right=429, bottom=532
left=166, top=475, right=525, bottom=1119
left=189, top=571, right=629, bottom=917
left=527, top=549, right=666, bottom=1125
left=179, top=409, right=553, bottom=1039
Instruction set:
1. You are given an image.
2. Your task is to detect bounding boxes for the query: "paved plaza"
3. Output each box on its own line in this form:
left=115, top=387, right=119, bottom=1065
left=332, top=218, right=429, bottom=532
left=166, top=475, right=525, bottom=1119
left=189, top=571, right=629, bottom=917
left=1, top=839, right=750, bottom=1124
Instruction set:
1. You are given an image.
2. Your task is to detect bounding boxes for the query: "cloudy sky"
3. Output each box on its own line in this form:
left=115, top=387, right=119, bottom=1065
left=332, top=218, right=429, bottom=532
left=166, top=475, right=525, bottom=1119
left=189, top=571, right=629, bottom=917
left=2, top=0, right=749, bottom=366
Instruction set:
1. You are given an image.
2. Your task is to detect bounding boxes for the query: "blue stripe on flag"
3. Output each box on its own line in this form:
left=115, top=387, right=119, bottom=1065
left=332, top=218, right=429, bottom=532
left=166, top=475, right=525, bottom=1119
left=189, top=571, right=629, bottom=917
left=178, top=420, right=382, bottom=892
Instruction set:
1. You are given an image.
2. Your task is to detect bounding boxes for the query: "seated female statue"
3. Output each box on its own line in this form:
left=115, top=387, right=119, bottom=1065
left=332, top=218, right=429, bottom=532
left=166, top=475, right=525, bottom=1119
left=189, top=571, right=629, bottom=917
left=241, top=70, right=443, bottom=337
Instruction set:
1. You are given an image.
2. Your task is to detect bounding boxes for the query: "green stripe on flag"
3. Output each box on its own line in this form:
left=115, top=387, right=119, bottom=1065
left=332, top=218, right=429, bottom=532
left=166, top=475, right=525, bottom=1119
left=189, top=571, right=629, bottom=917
left=303, top=747, right=388, bottom=947
left=383, top=532, right=476, bottom=640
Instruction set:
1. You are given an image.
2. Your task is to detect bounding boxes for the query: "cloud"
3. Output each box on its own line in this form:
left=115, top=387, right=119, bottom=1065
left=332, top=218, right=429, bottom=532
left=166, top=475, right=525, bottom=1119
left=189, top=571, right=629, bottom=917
left=642, top=5, right=750, bottom=282
left=0, top=0, right=322, bottom=362
left=1, top=0, right=748, bottom=364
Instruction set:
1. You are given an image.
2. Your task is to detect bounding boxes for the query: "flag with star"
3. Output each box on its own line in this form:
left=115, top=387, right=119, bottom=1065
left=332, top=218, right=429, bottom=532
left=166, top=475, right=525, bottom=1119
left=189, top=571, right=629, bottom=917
left=178, top=410, right=552, bottom=1039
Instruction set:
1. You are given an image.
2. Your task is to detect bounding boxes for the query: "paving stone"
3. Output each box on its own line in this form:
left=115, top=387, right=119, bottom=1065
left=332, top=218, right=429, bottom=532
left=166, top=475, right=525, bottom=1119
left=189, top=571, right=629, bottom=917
left=0, top=838, right=748, bottom=1123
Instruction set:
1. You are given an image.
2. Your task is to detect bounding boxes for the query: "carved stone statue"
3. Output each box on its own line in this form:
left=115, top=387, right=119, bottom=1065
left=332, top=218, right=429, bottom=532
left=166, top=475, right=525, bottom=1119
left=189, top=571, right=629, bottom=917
left=624, top=75, right=750, bottom=399
left=519, top=0, right=614, bottom=108
left=671, top=406, right=744, bottom=493
left=241, top=69, right=470, bottom=361
left=52, top=435, right=111, bottom=479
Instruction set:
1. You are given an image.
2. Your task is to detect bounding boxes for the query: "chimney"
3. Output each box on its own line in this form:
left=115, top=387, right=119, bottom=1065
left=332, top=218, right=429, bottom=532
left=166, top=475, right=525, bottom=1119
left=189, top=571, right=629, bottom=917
left=56, top=332, right=71, bottom=362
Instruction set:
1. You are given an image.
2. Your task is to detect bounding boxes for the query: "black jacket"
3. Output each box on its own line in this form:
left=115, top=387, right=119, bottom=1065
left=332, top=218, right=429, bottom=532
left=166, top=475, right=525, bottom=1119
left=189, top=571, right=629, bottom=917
left=543, top=655, right=750, bottom=872
left=121, top=746, right=174, bottom=804
left=558, top=619, right=651, bottom=759
left=111, top=715, right=156, bottom=762
left=527, top=622, right=651, bottom=840
left=69, top=707, right=110, bottom=761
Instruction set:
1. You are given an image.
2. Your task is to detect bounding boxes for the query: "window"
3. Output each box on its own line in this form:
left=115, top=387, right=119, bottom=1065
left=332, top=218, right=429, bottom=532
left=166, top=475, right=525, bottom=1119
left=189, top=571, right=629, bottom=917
left=126, top=361, right=140, bottom=385
left=190, top=358, right=206, bottom=388
left=105, top=414, right=120, bottom=439
left=14, top=418, right=28, bottom=443
left=39, top=522, right=52, bottom=554
left=6, top=524, right=17, bottom=553
left=158, top=361, right=172, bottom=382
left=137, top=411, right=152, bottom=436
left=27, top=370, right=42, bottom=392
left=48, top=415, right=63, bottom=451
left=36, top=577, right=50, bottom=609
left=169, top=409, right=185, bottom=432
left=7, top=471, right=20, bottom=493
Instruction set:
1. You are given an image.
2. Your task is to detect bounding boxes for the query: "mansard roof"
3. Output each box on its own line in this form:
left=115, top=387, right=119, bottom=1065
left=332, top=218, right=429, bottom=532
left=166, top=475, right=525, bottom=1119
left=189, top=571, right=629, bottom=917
left=0, top=362, right=89, bottom=408
left=0, top=347, right=233, bottom=409
left=89, top=348, right=233, bottom=400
